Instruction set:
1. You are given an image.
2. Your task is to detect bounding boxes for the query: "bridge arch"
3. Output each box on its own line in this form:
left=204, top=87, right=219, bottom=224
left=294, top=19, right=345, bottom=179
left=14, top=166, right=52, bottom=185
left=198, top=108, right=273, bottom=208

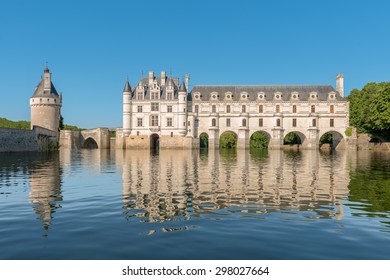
left=219, top=131, right=238, bottom=149
left=150, top=133, right=160, bottom=150
left=319, top=130, right=344, bottom=150
left=83, top=137, right=98, bottom=149
left=249, top=131, right=271, bottom=150
left=199, top=132, right=209, bottom=149
left=283, top=131, right=306, bottom=148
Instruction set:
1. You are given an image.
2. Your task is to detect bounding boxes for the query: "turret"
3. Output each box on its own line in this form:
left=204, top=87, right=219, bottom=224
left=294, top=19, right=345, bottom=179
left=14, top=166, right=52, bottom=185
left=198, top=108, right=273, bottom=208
left=178, top=81, right=187, bottom=136
left=336, top=74, right=344, bottom=97
left=30, top=67, right=62, bottom=133
left=123, top=79, right=132, bottom=136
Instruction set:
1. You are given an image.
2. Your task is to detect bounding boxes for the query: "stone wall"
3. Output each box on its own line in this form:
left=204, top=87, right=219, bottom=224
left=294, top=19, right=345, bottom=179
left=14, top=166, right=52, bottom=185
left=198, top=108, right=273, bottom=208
left=0, top=126, right=57, bottom=152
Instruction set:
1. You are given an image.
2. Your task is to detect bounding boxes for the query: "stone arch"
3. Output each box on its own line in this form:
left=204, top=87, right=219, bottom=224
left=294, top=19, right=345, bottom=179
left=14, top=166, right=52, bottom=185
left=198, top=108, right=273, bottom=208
left=249, top=131, right=271, bottom=150
left=83, top=137, right=98, bottom=149
left=283, top=131, right=306, bottom=149
left=199, top=132, right=209, bottom=149
left=219, top=131, right=238, bottom=149
left=150, top=134, right=160, bottom=150
left=319, top=131, right=344, bottom=150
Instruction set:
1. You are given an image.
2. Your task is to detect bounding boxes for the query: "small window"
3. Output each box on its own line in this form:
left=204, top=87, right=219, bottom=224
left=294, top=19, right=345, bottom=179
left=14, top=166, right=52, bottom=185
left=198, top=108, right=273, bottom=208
left=259, top=105, right=263, bottom=113
left=171, top=132, right=173, bottom=137
left=312, top=119, right=317, bottom=127
left=167, top=92, right=173, bottom=100
left=330, top=119, right=334, bottom=127
left=276, top=105, right=280, bottom=113
left=330, top=105, right=334, bottom=113
left=151, top=115, right=159, bottom=126
left=137, top=118, right=143, bottom=127
left=137, top=131, right=140, bottom=136
left=188, top=121, right=191, bottom=126
left=276, top=119, right=281, bottom=127
left=212, top=105, right=216, bottom=113
left=137, top=106, right=142, bottom=113
left=242, top=119, right=247, bottom=127
left=293, top=118, right=297, bottom=127
left=167, top=117, right=173, bottom=127
left=137, top=92, right=143, bottom=100
left=212, top=118, right=216, bottom=126
left=226, top=118, right=231, bottom=127
left=151, top=102, right=159, bottom=111
left=195, top=105, right=199, bottom=113
left=311, top=105, right=316, bottom=113
left=167, top=105, right=172, bottom=113
left=293, top=105, right=297, bottom=113
left=242, top=105, right=246, bottom=113
left=259, top=118, right=263, bottom=127
left=226, top=105, right=231, bottom=113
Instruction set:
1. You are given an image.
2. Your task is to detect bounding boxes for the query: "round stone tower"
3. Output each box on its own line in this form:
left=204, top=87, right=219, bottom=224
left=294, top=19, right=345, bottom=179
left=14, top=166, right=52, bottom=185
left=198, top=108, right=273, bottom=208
left=30, top=67, right=62, bottom=132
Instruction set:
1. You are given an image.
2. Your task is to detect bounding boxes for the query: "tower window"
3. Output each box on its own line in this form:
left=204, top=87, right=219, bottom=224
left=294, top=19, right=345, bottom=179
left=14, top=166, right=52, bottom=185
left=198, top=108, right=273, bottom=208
left=226, top=118, right=231, bottom=127
left=259, top=105, right=263, bottom=113
left=330, top=119, right=334, bottom=127
left=242, top=119, right=247, bottom=127
left=293, top=105, right=297, bottom=113
left=293, top=118, right=297, bottom=127
left=330, top=105, right=334, bottom=113
left=212, top=118, right=216, bottom=126
left=312, top=119, right=317, bottom=127
left=276, top=119, right=281, bottom=127
left=212, top=105, right=216, bottom=113
left=242, top=105, right=246, bottom=113
left=226, top=105, right=231, bottom=113
left=311, top=105, right=316, bottom=113
left=276, top=105, right=280, bottom=113
left=259, top=118, right=263, bottom=127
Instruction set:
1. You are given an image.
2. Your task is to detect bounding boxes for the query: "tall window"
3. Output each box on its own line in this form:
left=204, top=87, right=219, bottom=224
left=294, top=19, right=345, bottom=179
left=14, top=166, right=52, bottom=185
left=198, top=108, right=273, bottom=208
left=259, top=105, right=263, bottom=113
left=311, top=105, right=316, bottom=113
left=242, top=105, right=246, bottom=113
left=293, top=105, right=297, bottom=113
left=167, top=117, right=173, bottom=127
left=195, top=105, right=199, bottom=113
left=137, top=118, right=143, bottom=127
left=151, top=102, right=159, bottom=111
left=259, top=118, right=263, bottom=127
left=151, top=92, right=159, bottom=100
left=276, top=119, right=281, bottom=127
left=226, top=105, right=231, bottom=113
left=292, top=118, right=297, bottom=127
left=212, top=105, right=216, bottom=113
left=276, top=105, right=280, bottom=113
left=330, top=105, right=334, bottom=113
left=226, top=118, right=231, bottom=127
left=212, top=118, right=216, bottom=126
left=137, top=106, right=142, bottom=113
left=151, top=115, right=159, bottom=126
left=242, top=119, right=247, bottom=127
left=137, top=92, right=143, bottom=100
left=167, top=92, right=173, bottom=100
left=330, top=119, right=334, bottom=127
left=167, top=105, right=172, bottom=113
left=312, top=119, right=316, bottom=127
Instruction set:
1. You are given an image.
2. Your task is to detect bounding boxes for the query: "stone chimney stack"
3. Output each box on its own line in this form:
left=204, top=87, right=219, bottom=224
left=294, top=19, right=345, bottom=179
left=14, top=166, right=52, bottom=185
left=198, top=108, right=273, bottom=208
left=161, top=71, right=166, bottom=86
left=148, top=71, right=154, bottom=85
left=336, top=74, right=344, bottom=97
left=43, top=66, right=51, bottom=92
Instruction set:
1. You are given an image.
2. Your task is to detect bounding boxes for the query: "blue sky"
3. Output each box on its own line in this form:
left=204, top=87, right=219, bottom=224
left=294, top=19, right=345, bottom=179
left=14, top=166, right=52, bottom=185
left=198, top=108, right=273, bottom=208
left=1, top=0, right=389, bottom=129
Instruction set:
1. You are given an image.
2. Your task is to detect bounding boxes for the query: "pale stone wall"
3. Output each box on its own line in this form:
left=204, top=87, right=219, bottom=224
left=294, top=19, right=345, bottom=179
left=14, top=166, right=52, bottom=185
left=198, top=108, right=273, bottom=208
left=0, top=127, right=57, bottom=152
left=125, top=135, right=150, bottom=149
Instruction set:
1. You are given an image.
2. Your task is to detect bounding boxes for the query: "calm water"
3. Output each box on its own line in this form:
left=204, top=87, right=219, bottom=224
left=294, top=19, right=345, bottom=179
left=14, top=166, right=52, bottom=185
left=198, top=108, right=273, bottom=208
left=0, top=148, right=390, bottom=260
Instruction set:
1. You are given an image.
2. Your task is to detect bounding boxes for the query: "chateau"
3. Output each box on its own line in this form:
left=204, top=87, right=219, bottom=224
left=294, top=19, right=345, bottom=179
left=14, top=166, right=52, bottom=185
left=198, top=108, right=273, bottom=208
left=116, top=71, right=349, bottom=150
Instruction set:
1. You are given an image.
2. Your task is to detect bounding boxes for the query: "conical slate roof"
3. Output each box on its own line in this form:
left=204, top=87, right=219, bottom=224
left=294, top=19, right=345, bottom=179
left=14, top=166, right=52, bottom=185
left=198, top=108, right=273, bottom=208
left=179, top=81, right=187, bottom=92
left=31, top=79, right=59, bottom=98
left=123, top=80, right=131, bottom=92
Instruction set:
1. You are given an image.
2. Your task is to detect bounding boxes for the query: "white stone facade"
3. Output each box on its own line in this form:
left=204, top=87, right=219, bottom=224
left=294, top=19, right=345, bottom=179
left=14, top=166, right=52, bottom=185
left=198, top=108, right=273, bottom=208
left=120, top=71, right=349, bottom=150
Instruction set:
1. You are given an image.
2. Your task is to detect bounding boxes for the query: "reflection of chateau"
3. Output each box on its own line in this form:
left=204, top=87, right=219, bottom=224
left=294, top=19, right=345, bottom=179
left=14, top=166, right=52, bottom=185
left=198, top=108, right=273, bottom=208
left=120, top=150, right=350, bottom=223
left=117, top=72, right=349, bottom=150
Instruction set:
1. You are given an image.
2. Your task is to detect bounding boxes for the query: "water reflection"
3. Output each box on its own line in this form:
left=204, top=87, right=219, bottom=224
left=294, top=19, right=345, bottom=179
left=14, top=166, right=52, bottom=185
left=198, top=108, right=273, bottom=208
left=120, top=149, right=351, bottom=224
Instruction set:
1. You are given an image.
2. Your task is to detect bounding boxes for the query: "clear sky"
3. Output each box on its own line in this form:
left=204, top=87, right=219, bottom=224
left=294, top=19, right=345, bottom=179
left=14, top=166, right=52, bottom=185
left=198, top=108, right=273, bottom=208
left=1, top=0, right=389, bottom=129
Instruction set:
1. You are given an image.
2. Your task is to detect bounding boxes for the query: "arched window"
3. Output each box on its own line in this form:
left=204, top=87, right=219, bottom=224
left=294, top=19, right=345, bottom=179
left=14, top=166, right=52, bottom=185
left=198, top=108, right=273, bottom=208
left=276, top=119, right=281, bottom=127
left=242, top=119, right=247, bottom=127
left=212, top=118, right=216, bottom=126
left=312, top=119, right=317, bottom=127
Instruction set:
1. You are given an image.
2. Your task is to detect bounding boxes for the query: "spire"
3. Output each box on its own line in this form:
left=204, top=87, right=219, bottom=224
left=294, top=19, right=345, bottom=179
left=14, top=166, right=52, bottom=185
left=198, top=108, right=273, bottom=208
left=179, top=80, right=187, bottom=92
left=123, top=79, right=131, bottom=92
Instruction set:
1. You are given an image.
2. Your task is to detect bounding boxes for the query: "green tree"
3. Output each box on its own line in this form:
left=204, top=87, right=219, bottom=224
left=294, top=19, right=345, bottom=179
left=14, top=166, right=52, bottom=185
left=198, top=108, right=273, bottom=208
left=200, top=133, right=209, bottom=149
left=348, top=82, right=390, bottom=139
left=283, top=132, right=301, bottom=145
left=320, top=132, right=333, bottom=145
left=219, top=132, right=237, bottom=149
left=249, top=131, right=269, bottom=149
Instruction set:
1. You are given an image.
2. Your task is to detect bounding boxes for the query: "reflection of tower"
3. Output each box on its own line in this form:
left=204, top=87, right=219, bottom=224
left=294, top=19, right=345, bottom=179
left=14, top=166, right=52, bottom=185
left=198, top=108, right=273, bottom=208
left=30, top=67, right=62, bottom=133
left=29, top=153, right=62, bottom=233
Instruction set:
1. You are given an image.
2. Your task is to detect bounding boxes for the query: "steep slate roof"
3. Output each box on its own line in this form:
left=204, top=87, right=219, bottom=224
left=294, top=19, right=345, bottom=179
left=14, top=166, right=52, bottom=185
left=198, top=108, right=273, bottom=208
left=31, top=79, right=59, bottom=98
left=191, top=85, right=346, bottom=101
left=123, top=80, right=131, bottom=92
left=130, top=76, right=180, bottom=100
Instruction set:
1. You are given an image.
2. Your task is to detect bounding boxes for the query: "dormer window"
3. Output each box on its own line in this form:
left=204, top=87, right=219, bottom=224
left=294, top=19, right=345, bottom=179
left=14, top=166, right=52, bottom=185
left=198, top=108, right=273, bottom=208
left=291, top=91, right=299, bottom=100
left=274, top=92, right=282, bottom=100
left=225, top=92, right=233, bottom=100
left=210, top=92, right=218, bottom=101
left=151, top=92, right=159, bottom=100
left=310, top=92, right=318, bottom=100
left=167, top=91, right=173, bottom=100
left=258, top=92, right=266, bottom=100
left=240, top=92, right=248, bottom=100
left=137, top=92, right=143, bottom=100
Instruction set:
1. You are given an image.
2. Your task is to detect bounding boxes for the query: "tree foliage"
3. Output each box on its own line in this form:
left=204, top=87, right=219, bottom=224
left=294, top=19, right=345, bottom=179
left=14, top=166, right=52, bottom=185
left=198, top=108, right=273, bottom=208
left=320, top=132, right=333, bottom=145
left=200, top=133, right=209, bottom=149
left=219, top=132, right=237, bottom=149
left=348, top=82, right=390, bottom=139
left=249, top=131, right=269, bottom=149
left=283, top=132, right=301, bottom=145
left=0, top=117, right=30, bottom=129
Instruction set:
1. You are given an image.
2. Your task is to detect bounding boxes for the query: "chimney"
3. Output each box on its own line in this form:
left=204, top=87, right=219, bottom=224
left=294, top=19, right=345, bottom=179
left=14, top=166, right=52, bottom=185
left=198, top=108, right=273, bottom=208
left=336, top=74, right=344, bottom=97
left=161, top=71, right=166, bottom=86
left=148, top=71, right=154, bottom=85
left=185, top=74, right=190, bottom=92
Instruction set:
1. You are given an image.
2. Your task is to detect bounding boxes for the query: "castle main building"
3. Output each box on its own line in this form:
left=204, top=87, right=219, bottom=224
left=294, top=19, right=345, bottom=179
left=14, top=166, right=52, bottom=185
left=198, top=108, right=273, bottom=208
left=117, top=71, right=349, bottom=150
